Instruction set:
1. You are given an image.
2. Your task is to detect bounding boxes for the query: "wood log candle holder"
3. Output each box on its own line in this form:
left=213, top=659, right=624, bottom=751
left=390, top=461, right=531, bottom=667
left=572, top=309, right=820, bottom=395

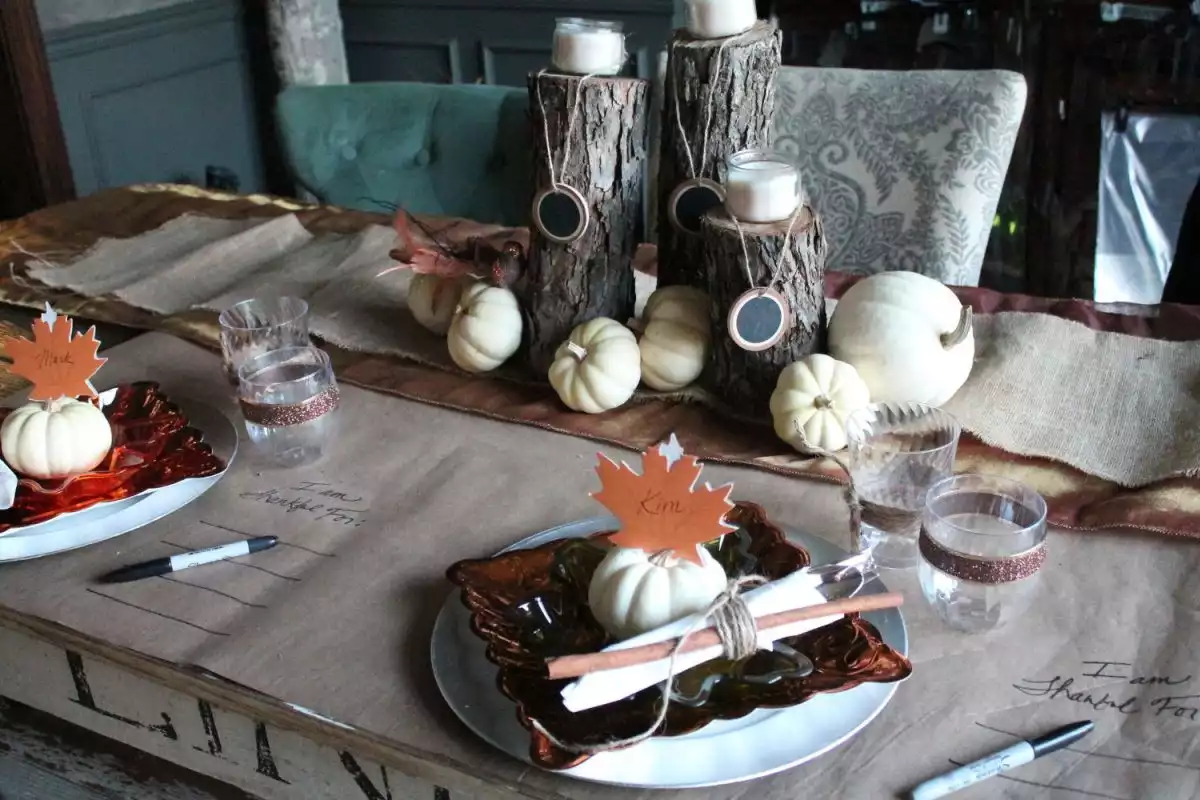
left=657, top=20, right=781, bottom=289
left=702, top=207, right=827, bottom=412
left=521, top=71, right=649, bottom=373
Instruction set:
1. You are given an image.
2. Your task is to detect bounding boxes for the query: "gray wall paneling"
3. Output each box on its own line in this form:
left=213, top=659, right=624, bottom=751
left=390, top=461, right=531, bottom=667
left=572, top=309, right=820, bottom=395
left=43, top=0, right=265, bottom=196
left=342, top=0, right=676, bottom=86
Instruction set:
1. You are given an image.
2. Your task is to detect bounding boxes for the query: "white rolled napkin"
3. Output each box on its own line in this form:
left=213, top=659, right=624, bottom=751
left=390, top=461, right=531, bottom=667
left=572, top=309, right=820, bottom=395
left=0, top=459, right=15, bottom=510
left=560, top=567, right=841, bottom=712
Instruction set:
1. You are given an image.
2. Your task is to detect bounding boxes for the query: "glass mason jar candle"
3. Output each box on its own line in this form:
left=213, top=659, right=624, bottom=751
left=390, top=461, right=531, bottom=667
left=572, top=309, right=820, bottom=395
left=686, top=0, right=758, bottom=39
left=724, top=149, right=802, bottom=224
left=552, top=19, right=626, bottom=76
left=919, top=474, right=1048, bottom=633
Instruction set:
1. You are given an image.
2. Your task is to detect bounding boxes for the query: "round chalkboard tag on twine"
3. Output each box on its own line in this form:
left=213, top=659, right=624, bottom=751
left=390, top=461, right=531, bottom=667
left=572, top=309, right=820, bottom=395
left=532, top=185, right=590, bottom=244
left=728, top=287, right=791, bottom=351
left=668, top=178, right=725, bottom=236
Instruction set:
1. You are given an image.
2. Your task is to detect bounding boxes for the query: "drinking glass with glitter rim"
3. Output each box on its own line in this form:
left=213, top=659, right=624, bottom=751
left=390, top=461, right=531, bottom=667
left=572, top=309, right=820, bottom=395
left=237, top=346, right=340, bottom=468
left=919, top=474, right=1048, bottom=633
left=845, top=402, right=961, bottom=570
left=218, top=297, right=310, bottom=384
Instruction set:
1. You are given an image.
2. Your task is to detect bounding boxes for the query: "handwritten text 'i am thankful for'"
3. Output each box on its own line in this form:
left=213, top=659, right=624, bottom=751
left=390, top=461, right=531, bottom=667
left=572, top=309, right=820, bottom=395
left=240, top=481, right=367, bottom=528
left=1014, top=661, right=1197, bottom=721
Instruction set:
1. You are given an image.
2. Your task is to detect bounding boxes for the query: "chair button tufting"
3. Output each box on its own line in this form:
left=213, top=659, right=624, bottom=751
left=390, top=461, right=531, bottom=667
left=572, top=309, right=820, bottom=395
left=414, top=148, right=432, bottom=167
left=340, top=144, right=358, bottom=160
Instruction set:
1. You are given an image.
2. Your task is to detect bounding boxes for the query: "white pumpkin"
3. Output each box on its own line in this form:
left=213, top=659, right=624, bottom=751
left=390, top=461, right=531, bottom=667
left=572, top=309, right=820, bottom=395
left=548, top=318, right=641, bottom=413
left=643, top=285, right=709, bottom=330
left=588, top=546, right=727, bottom=639
left=828, top=271, right=975, bottom=407
left=407, top=274, right=462, bottom=336
left=1, top=398, right=112, bottom=480
left=769, top=354, right=870, bottom=452
left=447, top=281, right=523, bottom=373
left=639, top=286, right=711, bottom=391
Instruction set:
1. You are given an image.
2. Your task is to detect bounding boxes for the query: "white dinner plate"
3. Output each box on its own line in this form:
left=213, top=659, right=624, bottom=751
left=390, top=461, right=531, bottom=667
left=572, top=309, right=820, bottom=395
left=0, top=400, right=237, bottom=562
left=431, top=517, right=908, bottom=789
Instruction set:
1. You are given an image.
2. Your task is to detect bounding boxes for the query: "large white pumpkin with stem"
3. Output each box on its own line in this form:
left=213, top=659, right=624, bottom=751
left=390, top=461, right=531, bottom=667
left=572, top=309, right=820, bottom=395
left=447, top=281, right=523, bottom=373
left=588, top=546, right=727, bottom=639
left=407, top=274, right=463, bottom=335
left=549, top=318, right=641, bottom=413
left=1, top=398, right=112, bottom=480
left=639, top=286, right=711, bottom=391
left=828, top=271, right=975, bottom=406
left=770, top=354, right=870, bottom=452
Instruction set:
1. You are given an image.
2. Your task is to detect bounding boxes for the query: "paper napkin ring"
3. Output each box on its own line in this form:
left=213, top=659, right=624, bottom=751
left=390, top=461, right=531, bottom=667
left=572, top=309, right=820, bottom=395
left=239, top=386, right=340, bottom=428
left=918, top=528, right=1046, bottom=584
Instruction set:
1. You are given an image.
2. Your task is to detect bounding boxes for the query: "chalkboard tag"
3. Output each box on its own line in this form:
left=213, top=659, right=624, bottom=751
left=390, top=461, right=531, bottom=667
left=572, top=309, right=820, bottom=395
left=532, top=186, right=590, bottom=244
left=668, top=178, right=725, bottom=236
left=727, top=288, right=790, bottom=352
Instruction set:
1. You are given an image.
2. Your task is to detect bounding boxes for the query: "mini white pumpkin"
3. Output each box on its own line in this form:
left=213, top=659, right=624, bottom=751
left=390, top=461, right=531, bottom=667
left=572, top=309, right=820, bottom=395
left=407, top=274, right=463, bottom=336
left=828, top=271, right=975, bottom=407
left=1, top=398, right=112, bottom=480
left=588, top=546, right=727, bottom=639
left=447, top=281, right=523, bottom=373
left=639, top=286, right=711, bottom=391
left=769, top=354, right=870, bottom=452
left=548, top=318, right=641, bottom=413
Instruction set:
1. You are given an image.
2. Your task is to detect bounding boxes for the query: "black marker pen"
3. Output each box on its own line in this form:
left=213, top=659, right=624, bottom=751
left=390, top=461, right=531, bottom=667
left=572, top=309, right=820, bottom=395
left=98, top=537, right=278, bottom=584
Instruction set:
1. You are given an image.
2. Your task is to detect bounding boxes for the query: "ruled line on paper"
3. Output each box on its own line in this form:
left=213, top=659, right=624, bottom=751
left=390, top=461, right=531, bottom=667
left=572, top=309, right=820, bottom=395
left=975, top=722, right=1200, bottom=773
left=86, top=588, right=230, bottom=637
left=160, top=540, right=302, bottom=582
left=199, top=519, right=335, bottom=558
left=157, top=575, right=267, bottom=609
left=946, top=758, right=1131, bottom=800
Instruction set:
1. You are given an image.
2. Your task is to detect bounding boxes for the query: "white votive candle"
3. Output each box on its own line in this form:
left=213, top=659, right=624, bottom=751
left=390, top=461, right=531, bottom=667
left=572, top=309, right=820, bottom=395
left=552, top=18, right=626, bottom=76
left=686, top=0, right=758, bottom=39
left=724, top=149, right=801, bottom=223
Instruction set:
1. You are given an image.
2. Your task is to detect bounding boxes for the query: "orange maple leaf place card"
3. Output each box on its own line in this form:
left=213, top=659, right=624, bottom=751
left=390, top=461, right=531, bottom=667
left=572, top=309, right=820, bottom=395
left=7, top=304, right=106, bottom=402
left=590, top=434, right=737, bottom=565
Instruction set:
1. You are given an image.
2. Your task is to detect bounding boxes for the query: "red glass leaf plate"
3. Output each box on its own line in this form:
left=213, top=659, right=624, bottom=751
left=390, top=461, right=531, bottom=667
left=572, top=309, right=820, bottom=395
left=0, top=382, right=226, bottom=533
left=446, top=502, right=912, bottom=770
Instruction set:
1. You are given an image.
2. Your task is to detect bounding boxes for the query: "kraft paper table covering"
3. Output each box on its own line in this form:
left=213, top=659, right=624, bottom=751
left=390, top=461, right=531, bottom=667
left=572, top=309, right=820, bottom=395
left=0, top=333, right=1198, bottom=800
left=2, top=187, right=1200, bottom=540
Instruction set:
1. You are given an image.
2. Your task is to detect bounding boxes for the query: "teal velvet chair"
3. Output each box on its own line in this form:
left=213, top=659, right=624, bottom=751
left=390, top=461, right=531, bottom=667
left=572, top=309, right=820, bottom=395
left=276, top=83, right=533, bottom=226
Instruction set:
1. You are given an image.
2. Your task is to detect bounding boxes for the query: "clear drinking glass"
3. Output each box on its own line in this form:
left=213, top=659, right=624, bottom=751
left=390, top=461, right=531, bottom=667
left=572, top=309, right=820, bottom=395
left=845, top=402, right=961, bottom=570
left=218, top=297, right=310, bottom=384
left=919, top=474, right=1048, bottom=633
left=237, top=346, right=340, bottom=468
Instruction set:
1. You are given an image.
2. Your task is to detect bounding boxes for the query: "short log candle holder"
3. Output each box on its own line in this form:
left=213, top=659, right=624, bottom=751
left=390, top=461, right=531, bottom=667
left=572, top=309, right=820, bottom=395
left=523, top=71, right=649, bottom=373
left=702, top=207, right=827, bottom=412
left=657, top=20, right=781, bottom=289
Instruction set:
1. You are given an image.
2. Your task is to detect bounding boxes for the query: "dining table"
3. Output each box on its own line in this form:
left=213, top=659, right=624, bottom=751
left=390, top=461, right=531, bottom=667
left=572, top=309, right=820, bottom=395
left=0, top=183, right=1197, bottom=800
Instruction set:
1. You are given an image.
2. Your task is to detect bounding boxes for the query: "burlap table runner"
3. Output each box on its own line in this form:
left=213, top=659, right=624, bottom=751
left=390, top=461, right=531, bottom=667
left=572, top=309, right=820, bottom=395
left=25, top=213, right=1200, bottom=489
left=2, top=332, right=1199, bottom=799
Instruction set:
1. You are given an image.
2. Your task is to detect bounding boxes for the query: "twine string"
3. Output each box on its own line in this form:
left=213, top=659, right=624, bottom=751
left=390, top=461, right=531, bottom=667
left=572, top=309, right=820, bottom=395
left=670, top=33, right=744, bottom=181
left=731, top=206, right=804, bottom=297
left=531, top=574, right=766, bottom=755
left=790, top=421, right=862, bottom=555
left=535, top=70, right=594, bottom=190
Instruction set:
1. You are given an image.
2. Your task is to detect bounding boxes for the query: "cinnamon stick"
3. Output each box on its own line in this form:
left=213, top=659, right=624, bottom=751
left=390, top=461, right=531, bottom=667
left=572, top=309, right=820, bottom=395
left=546, top=592, right=903, bottom=680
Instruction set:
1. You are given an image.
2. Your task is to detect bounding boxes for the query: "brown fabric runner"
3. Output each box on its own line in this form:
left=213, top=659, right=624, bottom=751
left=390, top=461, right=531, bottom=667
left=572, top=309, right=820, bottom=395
left=2, top=184, right=1200, bottom=538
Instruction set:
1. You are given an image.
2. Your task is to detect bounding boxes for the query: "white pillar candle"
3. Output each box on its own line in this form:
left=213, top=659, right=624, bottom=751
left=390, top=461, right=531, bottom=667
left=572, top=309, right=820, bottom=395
left=686, top=0, right=758, bottom=39
left=724, top=150, right=801, bottom=223
left=552, top=19, right=626, bottom=76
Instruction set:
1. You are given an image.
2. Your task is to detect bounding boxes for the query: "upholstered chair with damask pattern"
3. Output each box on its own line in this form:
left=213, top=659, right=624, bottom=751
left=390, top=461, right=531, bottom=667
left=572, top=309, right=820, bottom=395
left=773, top=68, right=1027, bottom=286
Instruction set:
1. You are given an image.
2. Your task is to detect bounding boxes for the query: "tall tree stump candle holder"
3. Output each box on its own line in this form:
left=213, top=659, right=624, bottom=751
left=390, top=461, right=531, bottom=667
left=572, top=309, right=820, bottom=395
left=702, top=207, right=827, bottom=413
left=522, top=71, right=650, bottom=373
left=657, top=21, right=781, bottom=289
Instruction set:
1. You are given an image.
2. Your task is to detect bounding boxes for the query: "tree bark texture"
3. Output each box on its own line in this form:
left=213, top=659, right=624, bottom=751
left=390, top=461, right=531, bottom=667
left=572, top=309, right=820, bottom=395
left=658, top=21, right=781, bottom=289
left=702, top=207, right=827, bottom=413
left=267, top=0, right=349, bottom=86
left=522, top=72, right=650, bottom=373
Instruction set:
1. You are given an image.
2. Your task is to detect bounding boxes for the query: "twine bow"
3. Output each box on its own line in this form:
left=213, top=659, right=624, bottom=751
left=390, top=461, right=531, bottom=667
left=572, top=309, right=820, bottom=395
left=532, top=573, right=766, bottom=754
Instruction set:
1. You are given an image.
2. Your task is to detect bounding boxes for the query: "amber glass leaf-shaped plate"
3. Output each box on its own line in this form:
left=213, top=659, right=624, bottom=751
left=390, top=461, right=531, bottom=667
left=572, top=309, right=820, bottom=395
left=0, top=382, right=229, bottom=535
left=437, top=503, right=912, bottom=787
